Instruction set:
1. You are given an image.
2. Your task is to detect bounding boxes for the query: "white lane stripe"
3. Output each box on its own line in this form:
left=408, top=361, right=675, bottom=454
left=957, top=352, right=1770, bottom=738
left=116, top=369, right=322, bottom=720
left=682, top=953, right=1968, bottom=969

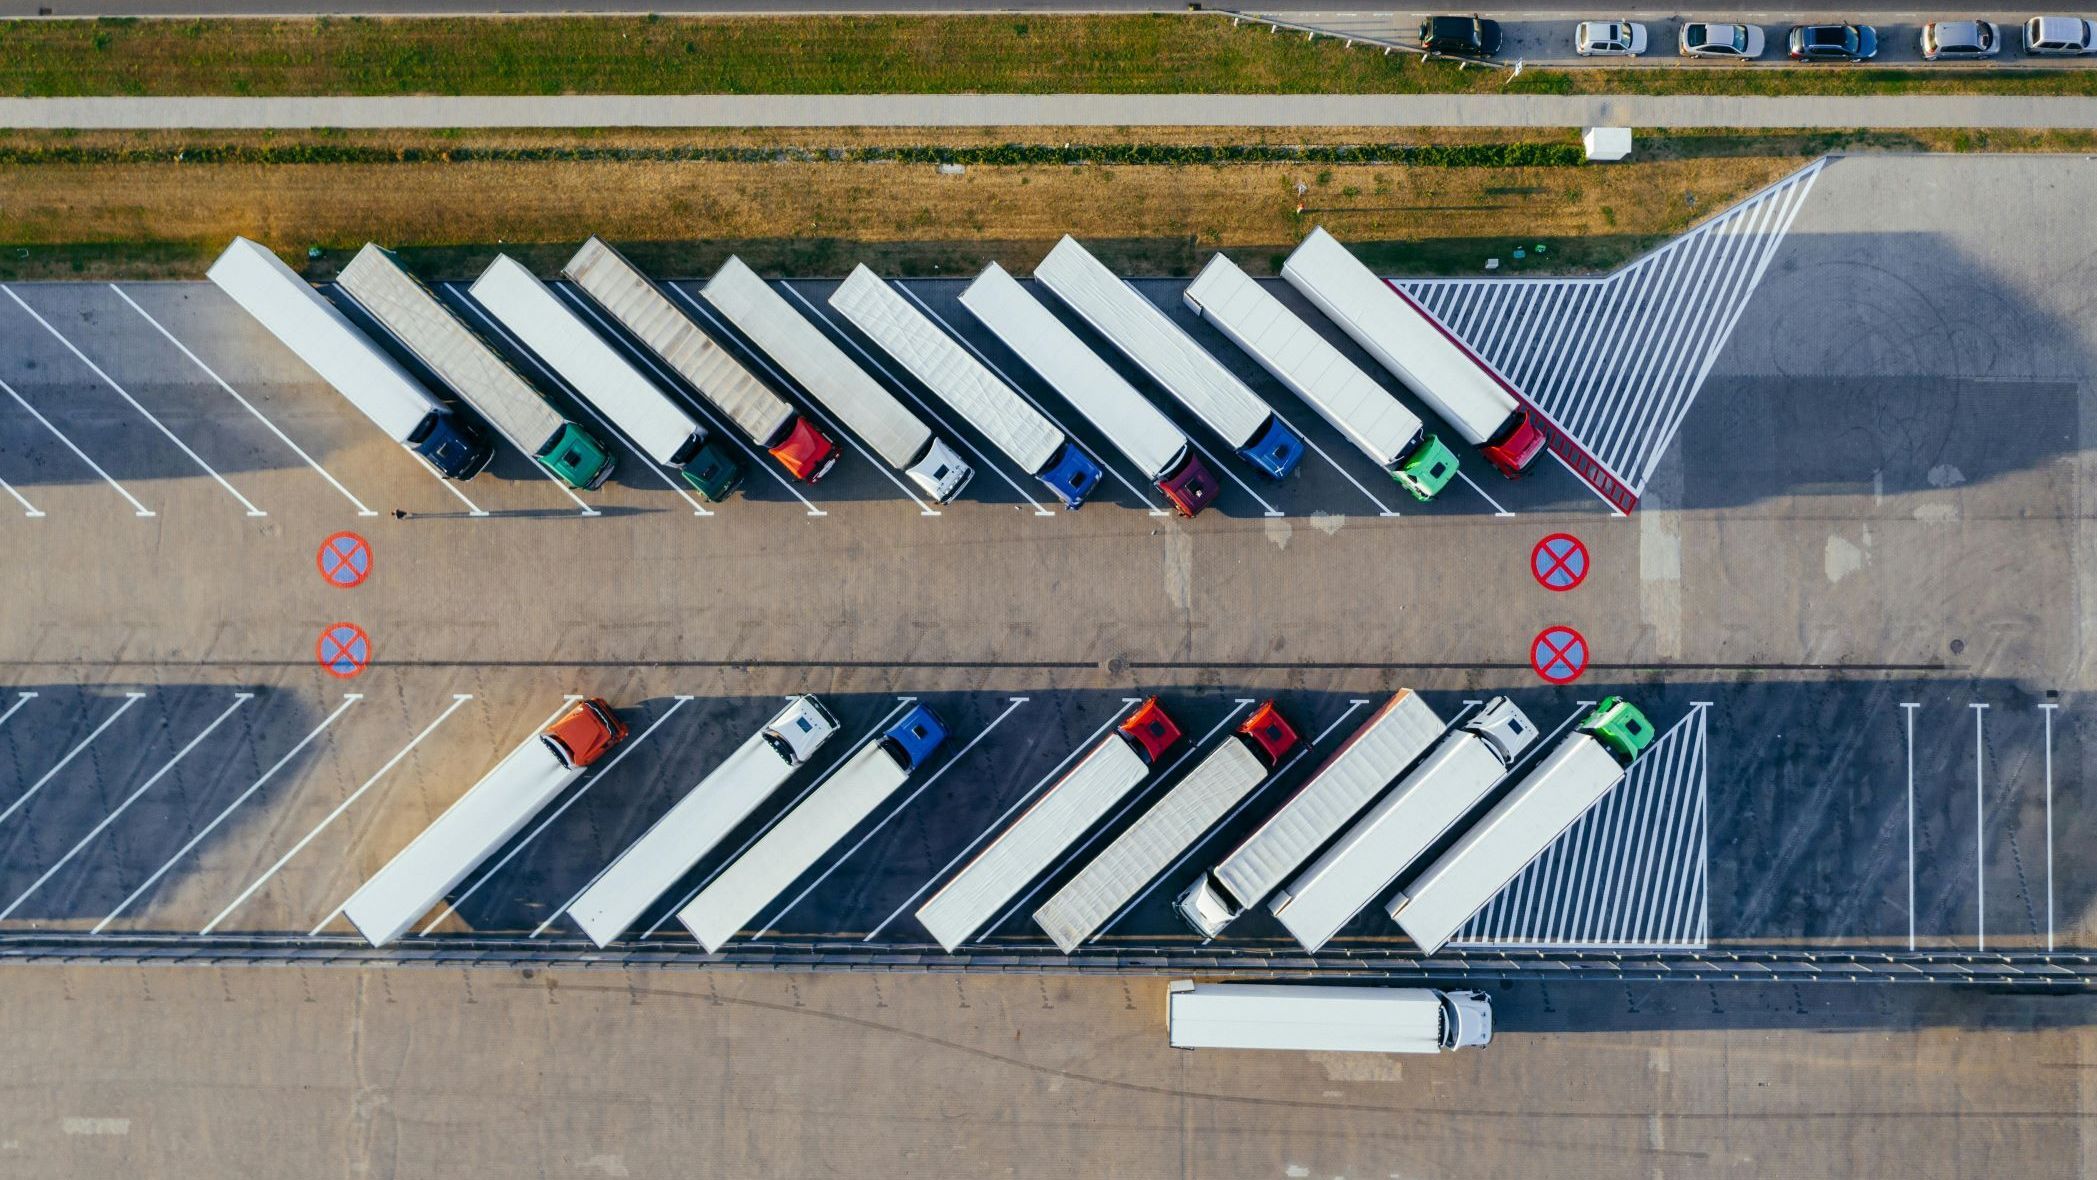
left=94, top=692, right=362, bottom=935
left=428, top=289, right=607, bottom=517
left=637, top=698, right=918, bottom=942
left=447, top=284, right=711, bottom=516
left=0, top=375, right=153, bottom=516
left=1620, top=722, right=1685, bottom=945
left=425, top=695, right=694, bottom=938
left=1492, top=284, right=1548, bottom=389
left=545, top=283, right=825, bottom=516
left=1655, top=722, right=1706, bottom=945
left=1469, top=283, right=1518, bottom=362
left=781, top=281, right=1054, bottom=516
left=1093, top=696, right=1371, bottom=945
left=411, top=452, right=493, bottom=516
left=756, top=696, right=1030, bottom=938
left=1556, top=262, right=1650, bottom=444
left=1598, top=221, right=1724, bottom=471
left=894, top=284, right=1172, bottom=516
left=4, top=286, right=267, bottom=516
left=0, top=691, right=146, bottom=834
left=0, top=692, right=252, bottom=921
left=1657, top=708, right=1711, bottom=944
left=0, top=471, right=41, bottom=517
left=867, top=698, right=1143, bottom=945
left=110, top=285, right=378, bottom=517
left=0, top=692, right=35, bottom=730
left=201, top=693, right=472, bottom=936
left=1582, top=224, right=1700, bottom=462
left=666, top=283, right=938, bottom=516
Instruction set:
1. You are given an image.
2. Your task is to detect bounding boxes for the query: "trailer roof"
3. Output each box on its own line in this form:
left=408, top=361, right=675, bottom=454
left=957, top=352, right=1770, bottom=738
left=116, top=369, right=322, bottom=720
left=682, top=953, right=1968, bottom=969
left=467, top=254, right=700, bottom=468
left=340, top=245, right=565, bottom=453
left=701, top=257, right=932, bottom=468
left=829, top=265, right=1064, bottom=475
left=1168, top=983, right=1447, bottom=1053
left=1183, top=253, right=1425, bottom=468
left=206, top=237, right=439, bottom=440
left=1034, top=236, right=1271, bottom=447
left=563, top=238, right=795, bottom=445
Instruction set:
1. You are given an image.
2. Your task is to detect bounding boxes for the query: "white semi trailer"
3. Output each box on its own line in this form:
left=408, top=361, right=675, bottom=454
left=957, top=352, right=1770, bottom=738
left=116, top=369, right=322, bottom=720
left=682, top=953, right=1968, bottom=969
left=1388, top=697, right=1657, bottom=954
left=1167, top=981, right=1492, bottom=1053
left=1032, top=703, right=1298, bottom=953
left=1175, top=690, right=1444, bottom=939
left=206, top=237, right=492, bottom=480
left=1281, top=226, right=1547, bottom=478
left=467, top=254, right=744, bottom=501
left=676, top=705, right=948, bottom=953
left=699, top=256, right=972, bottom=503
left=1268, top=697, right=1537, bottom=953
left=561, top=237, right=839, bottom=483
left=915, top=699, right=1181, bottom=953
left=828, top=265, right=1103, bottom=509
left=341, top=699, right=627, bottom=947
left=1032, top=235, right=1306, bottom=479
left=565, top=696, right=839, bottom=948
left=1181, top=251, right=1460, bottom=502
left=959, top=262, right=1220, bottom=517
left=339, top=245, right=615, bottom=490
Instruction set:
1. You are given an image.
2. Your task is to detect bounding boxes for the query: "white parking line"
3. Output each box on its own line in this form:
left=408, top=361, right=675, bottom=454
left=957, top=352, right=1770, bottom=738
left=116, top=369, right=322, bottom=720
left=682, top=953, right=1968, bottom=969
left=780, top=281, right=1056, bottom=517
left=0, top=374, right=154, bottom=516
left=1901, top=700, right=1919, bottom=952
left=419, top=292, right=599, bottom=518
left=1091, top=696, right=1371, bottom=943
left=1972, top=701, right=1988, bottom=952
left=0, top=692, right=35, bottom=730
left=758, top=695, right=1028, bottom=936
left=200, top=693, right=472, bottom=936
left=110, top=285, right=379, bottom=517
left=427, top=695, right=694, bottom=938
left=2041, top=702, right=2058, bottom=953
left=665, top=283, right=939, bottom=517
left=541, top=284, right=825, bottom=517
left=93, top=693, right=363, bottom=935
left=4, top=286, right=267, bottom=517
left=0, top=692, right=252, bottom=922
left=868, top=697, right=1143, bottom=945
left=1455, top=469, right=1514, bottom=517
left=412, top=453, right=492, bottom=517
left=894, top=284, right=1170, bottom=518
left=984, top=700, right=1254, bottom=941
left=0, top=691, right=146, bottom=834
left=0, top=470, right=41, bottom=517
left=638, top=697, right=920, bottom=942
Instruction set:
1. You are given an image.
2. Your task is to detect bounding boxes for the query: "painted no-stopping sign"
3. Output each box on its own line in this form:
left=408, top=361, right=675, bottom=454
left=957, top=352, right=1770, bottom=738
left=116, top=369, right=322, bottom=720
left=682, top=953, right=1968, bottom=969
left=317, top=532, right=371, bottom=589
left=317, top=623, right=371, bottom=679
left=1531, top=533, right=1588, bottom=592
left=1531, top=626, right=1588, bottom=684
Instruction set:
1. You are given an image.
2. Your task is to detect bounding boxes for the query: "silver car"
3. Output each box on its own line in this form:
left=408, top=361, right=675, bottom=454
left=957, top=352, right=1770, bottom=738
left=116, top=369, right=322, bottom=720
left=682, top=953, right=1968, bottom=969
left=2024, top=14, right=2096, bottom=53
left=1679, top=21, right=1767, bottom=58
left=1921, top=19, right=2000, bottom=57
left=1576, top=19, right=1649, bottom=55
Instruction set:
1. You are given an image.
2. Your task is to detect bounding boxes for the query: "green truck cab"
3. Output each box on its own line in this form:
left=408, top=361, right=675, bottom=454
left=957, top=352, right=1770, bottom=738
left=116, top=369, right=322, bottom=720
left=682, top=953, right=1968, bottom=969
left=1580, top=697, right=1655, bottom=766
left=536, top=422, right=616, bottom=490
left=1392, top=432, right=1461, bottom=501
left=679, top=438, right=747, bottom=502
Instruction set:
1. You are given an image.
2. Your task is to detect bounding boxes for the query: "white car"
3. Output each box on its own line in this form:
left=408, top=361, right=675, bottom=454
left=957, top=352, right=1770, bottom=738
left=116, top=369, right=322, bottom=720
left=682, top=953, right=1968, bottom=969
left=1679, top=21, right=1767, bottom=57
left=1576, top=19, right=1649, bottom=55
left=2024, top=14, right=2096, bottom=53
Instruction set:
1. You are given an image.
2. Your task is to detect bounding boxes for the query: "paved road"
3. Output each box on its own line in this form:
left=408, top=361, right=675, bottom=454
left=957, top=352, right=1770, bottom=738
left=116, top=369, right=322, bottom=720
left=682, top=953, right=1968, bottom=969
left=4, top=92, right=2095, bottom=127
left=0, top=0, right=2058, bottom=14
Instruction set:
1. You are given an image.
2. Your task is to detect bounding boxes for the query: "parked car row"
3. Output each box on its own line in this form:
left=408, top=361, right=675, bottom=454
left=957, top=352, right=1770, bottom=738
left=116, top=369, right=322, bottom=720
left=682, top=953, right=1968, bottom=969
left=1420, top=13, right=2097, bottom=60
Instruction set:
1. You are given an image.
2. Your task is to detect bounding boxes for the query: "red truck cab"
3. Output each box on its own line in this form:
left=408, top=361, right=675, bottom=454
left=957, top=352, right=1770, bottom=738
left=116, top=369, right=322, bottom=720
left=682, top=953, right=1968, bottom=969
left=1235, top=701, right=1300, bottom=767
left=1118, top=698, right=1183, bottom=764
left=540, top=698, right=629, bottom=769
left=769, top=416, right=840, bottom=482
left=1482, top=412, right=1547, bottom=478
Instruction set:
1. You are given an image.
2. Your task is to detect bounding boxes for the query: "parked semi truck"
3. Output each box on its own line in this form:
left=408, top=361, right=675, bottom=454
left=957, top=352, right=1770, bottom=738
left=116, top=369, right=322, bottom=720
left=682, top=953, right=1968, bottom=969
left=341, top=699, right=628, bottom=947
left=1182, top=252, right=1460, bottom=502
left=566, top=696, right=839, bottom=948
left=1268, top=698, right=1537, bottom=953
left=206, top=237, right=492, bottom=480
left=676, top=705, right=948, bottom=953
left=1388, top=697, right=1657, bottom=954
left=1282, top=226, right=1547, bottom=478
left=339, top=245, right=615, bottom=490
left=916, top=699, right=1181, bottom=952
left=700, top=256, right=973, bottom=503
left=1176, top=690, right=1444, bottom=939
left=562, top=237, right=838, bottom=483
left=828, top=265, right=1103, bottom=509
left=466, top=255, right=744, bottom=501
left=1033, top=702, right=1298, bottom=953
left=959, top=262, right=1220, bottom=517
left=1032, top=235, right=1305, bottom=479
left=1167, top=981, right=1492, bottom=1054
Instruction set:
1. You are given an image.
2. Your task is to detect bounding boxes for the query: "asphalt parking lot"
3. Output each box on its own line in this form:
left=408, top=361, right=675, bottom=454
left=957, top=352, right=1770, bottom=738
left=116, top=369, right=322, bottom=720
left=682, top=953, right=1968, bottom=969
left=0, top=153, right=2091, bottom=971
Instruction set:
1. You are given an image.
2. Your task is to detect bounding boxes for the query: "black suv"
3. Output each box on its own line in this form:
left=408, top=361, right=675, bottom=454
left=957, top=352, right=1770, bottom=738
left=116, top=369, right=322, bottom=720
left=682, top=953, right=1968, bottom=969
left=1419, top=15, right=1503, bottom=57
left=1787, top=22, right=1878, bottom=60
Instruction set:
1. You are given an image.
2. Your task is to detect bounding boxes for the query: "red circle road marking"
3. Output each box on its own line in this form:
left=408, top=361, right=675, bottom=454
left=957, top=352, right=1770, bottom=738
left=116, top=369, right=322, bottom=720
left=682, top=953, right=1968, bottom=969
left=317, top=532, right=371, bottom=589
left=317, top=623, right=371, bottom=679
left=1531, top=533, right=1588, bottom=592
left=1530, top=626, right=1588, bottom=684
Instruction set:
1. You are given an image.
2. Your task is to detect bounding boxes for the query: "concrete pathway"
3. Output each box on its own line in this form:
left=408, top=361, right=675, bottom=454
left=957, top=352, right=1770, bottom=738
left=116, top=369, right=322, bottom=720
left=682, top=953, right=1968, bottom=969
left=2, top=92, right=2094, bottom=129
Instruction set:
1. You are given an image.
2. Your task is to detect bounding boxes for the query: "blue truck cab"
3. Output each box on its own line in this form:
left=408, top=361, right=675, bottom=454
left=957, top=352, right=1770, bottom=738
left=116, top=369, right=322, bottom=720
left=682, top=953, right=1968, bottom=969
left=1038, top=444, right=1106, bottom=510
left=1238, top=417, right=1306, bottom=480
left=882, top=705, right=949, bottom=772
left=410, top=412, right=495, bottom=480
